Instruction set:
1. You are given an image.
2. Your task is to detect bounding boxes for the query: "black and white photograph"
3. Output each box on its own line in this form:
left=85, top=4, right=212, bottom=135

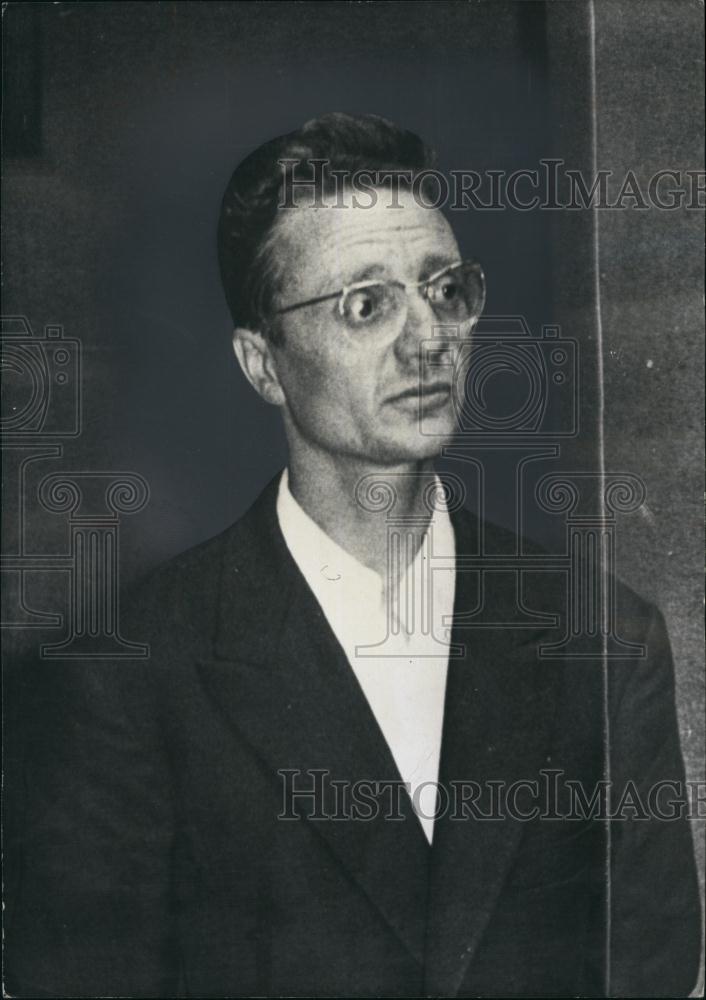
left=2, top=2, right=704, bottom=996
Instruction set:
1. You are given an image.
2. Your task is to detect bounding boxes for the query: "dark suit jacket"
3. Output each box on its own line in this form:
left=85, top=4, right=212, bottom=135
left=6, top=475, right=701, bottom=997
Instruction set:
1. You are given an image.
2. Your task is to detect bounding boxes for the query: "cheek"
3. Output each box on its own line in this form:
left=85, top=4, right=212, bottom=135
left=282, top=336, right=374, bottom=413
left=276, top=347, right=354, bottom=433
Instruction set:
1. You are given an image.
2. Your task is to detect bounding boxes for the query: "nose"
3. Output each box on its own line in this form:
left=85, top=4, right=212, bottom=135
left=392, top=287, right=437, bottom=366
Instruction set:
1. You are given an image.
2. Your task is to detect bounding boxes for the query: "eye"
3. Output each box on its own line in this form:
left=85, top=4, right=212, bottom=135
left=428, top=273, right=461, bottom=306
left=341, top=284, right=388, bottom=327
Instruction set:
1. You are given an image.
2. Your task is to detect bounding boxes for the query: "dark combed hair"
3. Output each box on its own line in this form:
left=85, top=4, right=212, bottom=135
left=217, top=112, right=436, bottom=342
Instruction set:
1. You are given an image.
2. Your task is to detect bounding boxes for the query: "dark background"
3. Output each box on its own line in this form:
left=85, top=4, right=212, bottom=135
left=2, top=0, right=703, bottom=943
left=3, top=0, right=565, bottom=574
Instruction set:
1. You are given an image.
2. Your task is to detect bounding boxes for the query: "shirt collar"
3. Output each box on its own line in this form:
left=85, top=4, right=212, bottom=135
left=277, top=468, right=381, bottom=596
left=276, top=467, right=454, bottom=600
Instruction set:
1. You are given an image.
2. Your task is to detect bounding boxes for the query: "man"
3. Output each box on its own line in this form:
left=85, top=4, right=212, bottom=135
left=6, top=113, right=701, bottom=997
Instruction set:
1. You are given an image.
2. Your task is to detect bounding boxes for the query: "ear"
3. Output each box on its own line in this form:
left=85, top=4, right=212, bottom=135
left=231, top=327, right=286, bottom=406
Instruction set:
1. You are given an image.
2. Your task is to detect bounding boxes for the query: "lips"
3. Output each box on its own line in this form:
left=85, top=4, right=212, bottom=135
left=390, top=383, right=451, bottom=403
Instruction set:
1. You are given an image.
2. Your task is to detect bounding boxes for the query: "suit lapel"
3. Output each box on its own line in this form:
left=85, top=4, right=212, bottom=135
left=196, top=476, right=430, bottom=967
left=424, top=510, right=563, bottom=996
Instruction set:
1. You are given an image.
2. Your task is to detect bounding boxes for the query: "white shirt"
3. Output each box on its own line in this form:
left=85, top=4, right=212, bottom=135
left=276, top=469, right=456, bottom=843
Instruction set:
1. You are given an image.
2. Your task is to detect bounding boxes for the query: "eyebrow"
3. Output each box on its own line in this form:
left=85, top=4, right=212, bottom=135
left=346, top=263, right=389, bottom=284
left=343, top=253, right=460, bottom=288
left=421, top=253, right=460, bottom=277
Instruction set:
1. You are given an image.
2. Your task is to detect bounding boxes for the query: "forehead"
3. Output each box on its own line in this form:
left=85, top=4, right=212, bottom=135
left=270, top=187, right=460, bottom=291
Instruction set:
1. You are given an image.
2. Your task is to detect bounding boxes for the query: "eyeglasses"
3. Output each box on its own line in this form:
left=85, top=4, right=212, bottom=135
left=273, top=259, right=486, bottom=333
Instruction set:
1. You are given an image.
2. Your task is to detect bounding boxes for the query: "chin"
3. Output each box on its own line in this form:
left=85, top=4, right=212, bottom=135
left=368, top=428, right=450, bottom=465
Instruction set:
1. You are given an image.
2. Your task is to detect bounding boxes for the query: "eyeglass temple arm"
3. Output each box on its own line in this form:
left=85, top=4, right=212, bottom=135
left=274, top=291, right=341, bottom=316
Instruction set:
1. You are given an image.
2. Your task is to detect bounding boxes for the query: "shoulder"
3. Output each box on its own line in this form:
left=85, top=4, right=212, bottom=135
left=454, top=504, right=661, bottom=639
left=123, top=475, right=282, bottom=650
left=123, top=523, right=231, bottom=644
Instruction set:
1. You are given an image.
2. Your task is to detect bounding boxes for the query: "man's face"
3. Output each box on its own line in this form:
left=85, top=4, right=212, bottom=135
left=266, top=187, right=468, bottom=467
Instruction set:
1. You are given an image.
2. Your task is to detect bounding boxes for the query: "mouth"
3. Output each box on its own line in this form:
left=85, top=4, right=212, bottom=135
left=389, top=383, right=452, bottom=405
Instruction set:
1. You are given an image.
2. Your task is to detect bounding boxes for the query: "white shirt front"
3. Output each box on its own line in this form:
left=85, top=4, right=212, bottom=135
left=276, top=469, right=456, bottom=843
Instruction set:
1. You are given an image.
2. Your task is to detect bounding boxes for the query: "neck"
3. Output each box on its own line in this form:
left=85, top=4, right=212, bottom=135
left=286, top=444, right=437, bottom=581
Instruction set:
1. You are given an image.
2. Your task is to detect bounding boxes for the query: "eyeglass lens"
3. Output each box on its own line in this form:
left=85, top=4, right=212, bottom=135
left=340, top=262, right=484, bottom=331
